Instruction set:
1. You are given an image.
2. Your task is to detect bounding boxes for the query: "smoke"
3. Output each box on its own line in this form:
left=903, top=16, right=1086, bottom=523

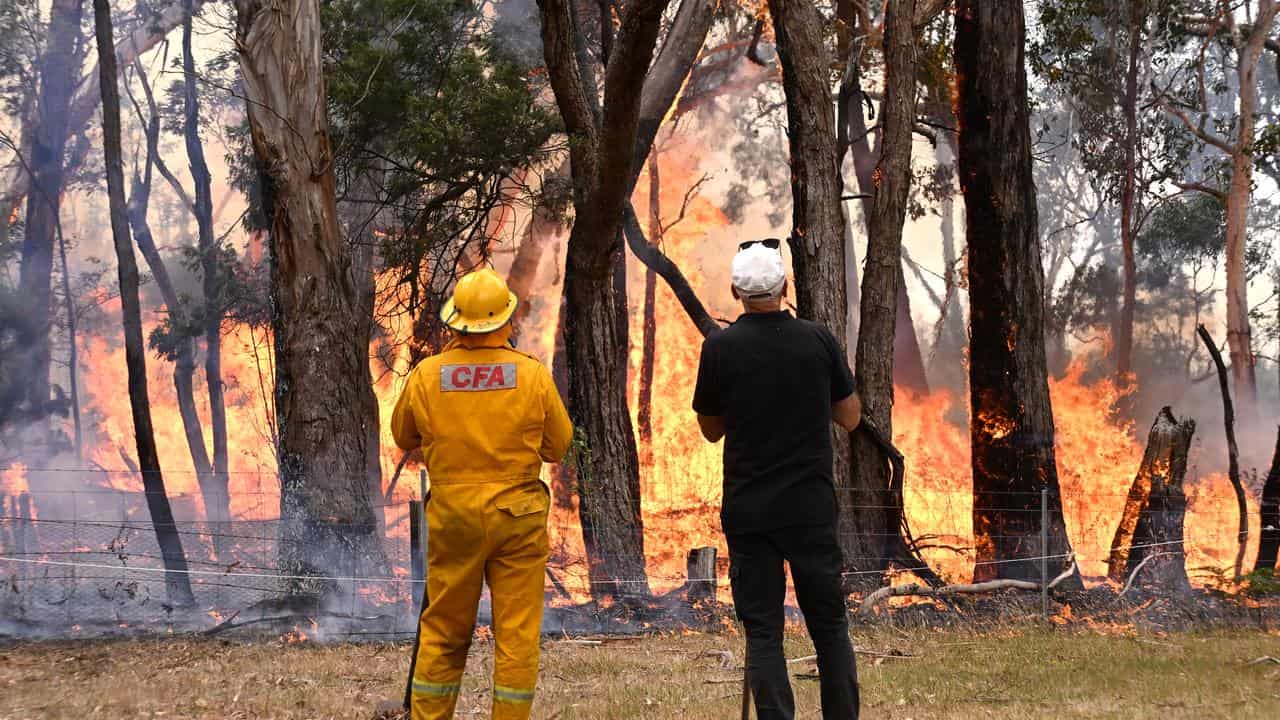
left=491, top=0, right=544, bottom=70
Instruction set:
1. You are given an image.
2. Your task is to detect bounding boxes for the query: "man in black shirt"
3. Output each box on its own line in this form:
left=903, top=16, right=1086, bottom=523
left=693, top=239, right=862, bottom=720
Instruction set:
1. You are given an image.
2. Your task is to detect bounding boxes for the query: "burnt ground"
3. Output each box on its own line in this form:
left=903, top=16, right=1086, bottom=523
left=855, top=585, right=1280, bottom=634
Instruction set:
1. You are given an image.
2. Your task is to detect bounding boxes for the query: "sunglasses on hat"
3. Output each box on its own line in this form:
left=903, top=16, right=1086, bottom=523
left=738, top=238, right=782, bottom=251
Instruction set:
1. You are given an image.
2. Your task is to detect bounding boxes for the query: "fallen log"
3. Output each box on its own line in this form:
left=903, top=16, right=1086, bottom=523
left=859, top=558, right=1077, bottom=615
left=1107, top=407, right=1194, bottom=594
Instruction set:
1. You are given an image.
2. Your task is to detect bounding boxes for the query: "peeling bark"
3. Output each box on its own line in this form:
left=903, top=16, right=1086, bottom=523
left=235, top=0, right=383, bottom=592
left=837, top=4, right=929, bottom=395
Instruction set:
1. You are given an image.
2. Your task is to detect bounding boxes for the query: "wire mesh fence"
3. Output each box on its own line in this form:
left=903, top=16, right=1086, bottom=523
left=0, top=467, right=1271, bottom=640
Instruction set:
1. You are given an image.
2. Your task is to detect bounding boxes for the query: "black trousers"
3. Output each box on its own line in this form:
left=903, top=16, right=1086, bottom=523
left=728, top=524, right=859, bottom=720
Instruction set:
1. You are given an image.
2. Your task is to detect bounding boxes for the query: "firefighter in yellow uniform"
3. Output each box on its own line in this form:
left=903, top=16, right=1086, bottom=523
left=392, top=268, right=573, bottom=720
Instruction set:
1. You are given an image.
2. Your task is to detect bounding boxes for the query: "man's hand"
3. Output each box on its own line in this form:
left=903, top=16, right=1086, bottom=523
left=697, top=414, right=725, bottom=443
left=833, top=392, right=862, bottom=432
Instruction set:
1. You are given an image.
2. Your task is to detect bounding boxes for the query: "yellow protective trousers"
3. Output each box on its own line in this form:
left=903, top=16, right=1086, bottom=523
left=411, top=479, right=550, bottom=720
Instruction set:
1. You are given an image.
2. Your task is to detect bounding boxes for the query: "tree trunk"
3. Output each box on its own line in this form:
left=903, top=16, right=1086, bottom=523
left=235, top=0, right=383, bottom=593
left=847, top=0, right=918, bottom=589
left=611, top=236, right=629, bottom=392
left=637, top=154, right=660, bottom=454
left=893, top=266, right=929, bottom=394
left=955, top=0, right=1079, bottom=586
left=1107, top=407, right=1194, bottom=593
left=548, top=290, right=575, bottom=512
left=928, top=120, right=966, bottom=388
left=181, top=0, right=231, bottom=532
left=17, top=0, right=82, bottom=421
left=123, top=64, right=224, bottom=556
left=1255, top=427, right=1280, bottom=571
left=92, top=0, right=195, bottom=607
left=1115, top=3, right=1144, bottom=385
left=1196, top=324, right=1250, bottom=579
left=538, top=0, right=670, bottom=601
left=56, top=208, right=81, bottom=461
left=837, top=5, right=929, bottom=395
left=340, top=161, right=388, bottom=539
left=1222, top=2, right=1276, bottom=417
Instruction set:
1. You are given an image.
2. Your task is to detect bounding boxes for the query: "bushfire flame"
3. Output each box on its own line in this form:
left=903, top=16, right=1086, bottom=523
left=54, top=126, right=1259, bottom=606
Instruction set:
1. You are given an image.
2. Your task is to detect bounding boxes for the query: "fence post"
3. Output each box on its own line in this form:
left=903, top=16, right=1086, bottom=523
left=1040, top=487, right=1049, bottom=621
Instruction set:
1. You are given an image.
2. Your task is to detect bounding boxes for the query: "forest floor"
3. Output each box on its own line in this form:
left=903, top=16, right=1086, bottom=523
left=2, top=623, right=1279, bottom=719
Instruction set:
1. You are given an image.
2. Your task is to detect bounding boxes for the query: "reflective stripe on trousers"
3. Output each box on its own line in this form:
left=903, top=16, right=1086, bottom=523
left=411, top=480, right=549, bottom=720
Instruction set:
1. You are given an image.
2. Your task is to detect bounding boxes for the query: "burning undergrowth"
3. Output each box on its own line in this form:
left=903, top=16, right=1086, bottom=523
left=2, top=97, right=1276, bottom=644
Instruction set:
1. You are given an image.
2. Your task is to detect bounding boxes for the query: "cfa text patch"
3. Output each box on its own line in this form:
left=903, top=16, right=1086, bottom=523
left=440, top=363, right=518, bottom=392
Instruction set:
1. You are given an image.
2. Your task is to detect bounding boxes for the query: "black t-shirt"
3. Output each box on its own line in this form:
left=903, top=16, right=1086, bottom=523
left=692, top=311, right=856, bottom=535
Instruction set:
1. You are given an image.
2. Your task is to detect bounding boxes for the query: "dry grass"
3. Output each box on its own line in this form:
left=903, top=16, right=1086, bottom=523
left=2, top=625, right=1279, bottom=719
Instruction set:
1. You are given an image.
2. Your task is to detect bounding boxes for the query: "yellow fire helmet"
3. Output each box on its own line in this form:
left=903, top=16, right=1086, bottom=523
left=440, top=267, right=519, bottom=335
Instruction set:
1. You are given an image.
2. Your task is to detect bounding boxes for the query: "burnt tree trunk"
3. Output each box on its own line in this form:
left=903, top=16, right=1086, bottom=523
left=538, top=0, right=671, bottom=600
left=637, top=154, right=660, bottom=454
left=1256, top=427, right=1280, bottom=571
left=1196, top=324, right=1250, bottom=579
left=123, top=63, right=225, bottom=556
left=1108, top=407, right=1194, bottom=593
left=182, top=0, right=231, bottom=531
left=17, top=0, right=82, bottom=420
left=848, top=0, right=920, bottom=588
left=92, top=0, right=195, bottom=606
left=235, top=0, right=383, bottom=591
left=955, top=1, right=1079, bottom=586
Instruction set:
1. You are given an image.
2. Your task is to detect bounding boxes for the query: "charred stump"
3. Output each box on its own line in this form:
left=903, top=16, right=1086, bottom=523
left=1107, top=407, right=1194, bottom=593
left=1255, top=427, right=1280, bottom=571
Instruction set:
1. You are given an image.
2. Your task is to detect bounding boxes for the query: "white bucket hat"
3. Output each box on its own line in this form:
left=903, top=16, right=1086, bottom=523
left=732, top=240, right=786, bottom=299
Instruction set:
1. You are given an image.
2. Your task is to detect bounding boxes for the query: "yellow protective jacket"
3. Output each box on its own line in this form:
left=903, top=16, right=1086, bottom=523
left=391, top=326, right=573, bottom=485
